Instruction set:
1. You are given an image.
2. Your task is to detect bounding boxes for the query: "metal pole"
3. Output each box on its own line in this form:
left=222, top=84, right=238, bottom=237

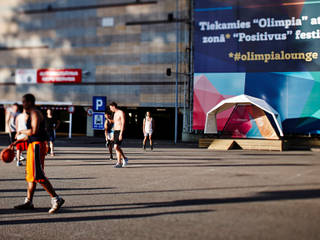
left=68, top=113, right=72, bottom=139
left=189, top=0, right=194, bottom=133
left=174, top=0, right=179, bottom=144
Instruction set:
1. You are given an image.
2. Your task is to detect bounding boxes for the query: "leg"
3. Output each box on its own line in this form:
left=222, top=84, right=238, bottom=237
left=149, top=134, right=153, bottom=146
left=27, top=182, right=37, bottom=202
left=49, top=141, right=54, bottom=156
left=113, top=131, right=126, bottom=167
left=143, top=135, right=148, bottom=150
left=119, top=146, right=128, bottom=167
left=9, top=132, right=15, bottom=144
left=108, top=142, right=113, bottom=159
left=114, top=144, right=122, bottom=165
left=118, top=147, right=126, bottom=160
left=14, top=182, right=37, bottom=209
left=40, top=178, right=65, bottom=214
left=40, top=178, right=57, bottom=198
left=16, top=149, right=22, bottom=166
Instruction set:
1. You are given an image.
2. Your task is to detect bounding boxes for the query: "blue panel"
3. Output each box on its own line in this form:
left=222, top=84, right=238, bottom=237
left=245, top=72, right=315, bottom=118
left=92, top=112, right=105, bottom=130
left=93, top=96, right=106, bottom=112
left=287, top=76, right=314, bottom=118
left=196, top=73, right=246, bottom=96
left=245, top=72, right=288, bottom=119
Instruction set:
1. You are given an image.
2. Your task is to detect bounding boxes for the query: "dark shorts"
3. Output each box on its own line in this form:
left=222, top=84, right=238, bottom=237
left=9, top=132, right=16, bottom=144
left=48, top=131, right=55, bottom=142
left=113, top=130, right=122, bottom=146
left=106, top=139, right=114, bottom=147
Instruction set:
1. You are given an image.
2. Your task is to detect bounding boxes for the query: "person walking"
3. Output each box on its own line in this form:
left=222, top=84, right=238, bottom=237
left=45, top=109, right=60, bottom=156
left=11, top=93, right=64, bottom=214
left=109, top=102, right=128, bottom=168
left=15, top=109, right=28, bottom=167
left=143, top=111, right=155, bottom=151
left=104, top=111, right=114, bottom=160
left=6, top=103, right=19, bottom=144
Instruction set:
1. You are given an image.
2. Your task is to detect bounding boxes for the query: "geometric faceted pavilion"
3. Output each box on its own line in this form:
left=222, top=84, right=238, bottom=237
left=204, top=94, right=284, bottom=137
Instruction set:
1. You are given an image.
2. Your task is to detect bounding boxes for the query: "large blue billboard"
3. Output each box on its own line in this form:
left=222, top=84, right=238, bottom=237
left=193, top=0, right=320, bottom=136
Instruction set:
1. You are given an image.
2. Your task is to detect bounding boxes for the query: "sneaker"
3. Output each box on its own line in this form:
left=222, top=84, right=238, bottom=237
left=14, top=198, right=34, bottom=210
left=20, top=155, right=25, bottom=161
left=114, top=163, right=122, bottom=168
left=17, top=161, right=23, bottom=167
left=48, top=197, right=65, bottom=214
left=109, top=156, right=114, bottom=160
left=122, top=158, right=128, bottom=167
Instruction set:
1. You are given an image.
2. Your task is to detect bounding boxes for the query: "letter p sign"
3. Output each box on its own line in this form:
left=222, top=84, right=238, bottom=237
left=93, top=96, right=106, bottom=112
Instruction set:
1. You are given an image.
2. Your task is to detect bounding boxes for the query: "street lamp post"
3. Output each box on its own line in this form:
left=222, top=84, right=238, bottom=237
left=175, top=0, right=179, bottom=144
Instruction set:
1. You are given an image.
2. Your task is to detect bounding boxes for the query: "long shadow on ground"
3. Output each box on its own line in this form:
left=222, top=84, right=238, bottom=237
left=0, top=189, right=319, bottom=225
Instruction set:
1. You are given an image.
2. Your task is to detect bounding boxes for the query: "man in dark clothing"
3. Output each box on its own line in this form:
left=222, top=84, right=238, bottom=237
left=45, top=108, right=60, bottom=156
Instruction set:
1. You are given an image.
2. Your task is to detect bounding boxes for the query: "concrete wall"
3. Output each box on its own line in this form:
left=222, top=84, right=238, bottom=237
left=0, top=0, right=191, bottom=107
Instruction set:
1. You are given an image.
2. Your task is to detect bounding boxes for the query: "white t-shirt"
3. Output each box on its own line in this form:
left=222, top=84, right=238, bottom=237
left=16, top=113, right=27, bottom=140
left=144, top=117, right=153, bottom=133
left=8, top=110, right=19, bottom=132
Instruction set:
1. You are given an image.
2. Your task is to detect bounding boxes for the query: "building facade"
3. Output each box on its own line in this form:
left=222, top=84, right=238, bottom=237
left=0, top=0, right=193, bottom=139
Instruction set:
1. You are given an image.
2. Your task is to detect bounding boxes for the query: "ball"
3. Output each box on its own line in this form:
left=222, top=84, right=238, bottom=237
left=1, top=148, right=15, bottom=163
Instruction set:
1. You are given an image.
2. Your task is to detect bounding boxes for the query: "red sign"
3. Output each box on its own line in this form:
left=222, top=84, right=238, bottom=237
left=87, top=107, right=93, bottom=116
left=37, top=69, right=82, bottom=83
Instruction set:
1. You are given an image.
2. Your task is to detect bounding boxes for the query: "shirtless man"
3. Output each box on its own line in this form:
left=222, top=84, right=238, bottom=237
left=109, top=102, right=128, bottom=168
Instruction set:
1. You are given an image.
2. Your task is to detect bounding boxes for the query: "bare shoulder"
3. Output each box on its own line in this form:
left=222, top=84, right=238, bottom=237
left=33, top=109, right=44, bottom=120
left=116, top=109, right=124, bottom=116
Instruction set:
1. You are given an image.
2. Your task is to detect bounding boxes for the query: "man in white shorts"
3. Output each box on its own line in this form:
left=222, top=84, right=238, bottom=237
left=15, top=109, right=28, bottom=166
left=142, top=111, right=155, bottom=151
left=104, top=112, right=114, bottom=160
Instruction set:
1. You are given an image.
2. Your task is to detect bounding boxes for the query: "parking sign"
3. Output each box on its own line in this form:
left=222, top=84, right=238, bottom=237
left=93, top=96, right=106, bottom=112
left=92, top=112, right=105, bottom=130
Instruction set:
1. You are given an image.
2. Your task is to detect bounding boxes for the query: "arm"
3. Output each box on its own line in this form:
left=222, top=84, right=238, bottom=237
left=5, top=109, right=11, bottom=133
left=119, top=111, right=125, bottom=140
left=104, top=119, right=108, bottom=139
left=152, top=118, right=155, bottom=131
left=106, top=114, right=114, bottom=124
left=15, top=115, right=19, bottom=139
left=30, top=111, right=40, bottom=136
left=143, top=118, right=145, bottom=134
left=55, top=120, right=61, bottom=130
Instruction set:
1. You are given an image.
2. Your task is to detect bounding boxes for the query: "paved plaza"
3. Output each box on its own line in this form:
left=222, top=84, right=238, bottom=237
left=0, top=136, right=320, bottom=240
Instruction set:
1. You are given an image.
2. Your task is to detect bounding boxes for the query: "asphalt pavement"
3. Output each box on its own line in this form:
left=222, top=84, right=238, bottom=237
left=0, top=135, right=319, bottom=240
